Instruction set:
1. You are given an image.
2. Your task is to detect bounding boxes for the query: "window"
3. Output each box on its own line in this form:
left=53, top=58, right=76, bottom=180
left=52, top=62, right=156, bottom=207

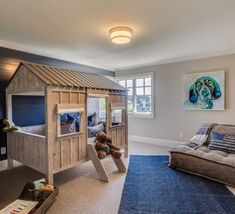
left=111, top=108, right=124, bottom=126
left=57, top=105, right=84, bottom=137
left=98, top=98, right=106, bottom=123
left=59, top=112, right=81, bottom=135
left=116, top=73, right=154, bottom=118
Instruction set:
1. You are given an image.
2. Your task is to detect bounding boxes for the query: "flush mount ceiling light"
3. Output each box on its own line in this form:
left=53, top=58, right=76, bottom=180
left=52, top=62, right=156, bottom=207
left=109, top=27, right=133, bottom=44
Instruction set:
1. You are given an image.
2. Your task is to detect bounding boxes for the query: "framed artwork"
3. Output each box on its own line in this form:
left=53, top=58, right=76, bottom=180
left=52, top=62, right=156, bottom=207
left=183, top=70, right=225, bottom=110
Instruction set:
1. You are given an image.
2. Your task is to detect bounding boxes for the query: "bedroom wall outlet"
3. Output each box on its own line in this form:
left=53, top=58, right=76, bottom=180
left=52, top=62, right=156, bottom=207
left=1, top=147, right=6, bottom=155
left=180, top=132, right=184, bottom=138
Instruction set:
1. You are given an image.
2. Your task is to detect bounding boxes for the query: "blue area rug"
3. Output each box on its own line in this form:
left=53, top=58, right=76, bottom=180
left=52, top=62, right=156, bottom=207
left=119, top=155, right=235, bottom=214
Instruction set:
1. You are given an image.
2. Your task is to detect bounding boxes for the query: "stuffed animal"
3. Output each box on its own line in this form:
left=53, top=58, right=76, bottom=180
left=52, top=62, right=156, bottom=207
left=2, top=119, right=20, bottom=132
left=94, top=131, right=121, bottom=159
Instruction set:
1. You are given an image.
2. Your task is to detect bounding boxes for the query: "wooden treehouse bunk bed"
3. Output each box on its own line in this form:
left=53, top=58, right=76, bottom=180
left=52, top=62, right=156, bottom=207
left=6, top=62, right=128, bottom=184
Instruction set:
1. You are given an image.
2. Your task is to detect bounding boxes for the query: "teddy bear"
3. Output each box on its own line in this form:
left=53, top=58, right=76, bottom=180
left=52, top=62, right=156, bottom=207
left=2, top=119, right=20, bottom=132
left=94, top=131, right=122, bottom=159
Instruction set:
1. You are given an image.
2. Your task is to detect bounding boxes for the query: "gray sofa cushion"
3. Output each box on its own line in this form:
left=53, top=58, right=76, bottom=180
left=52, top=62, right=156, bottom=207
left=170, top=148, right=235, bottom=187
left=169, top=124, right=235, bottom=187
left=170, top=146, right=235, bottom=167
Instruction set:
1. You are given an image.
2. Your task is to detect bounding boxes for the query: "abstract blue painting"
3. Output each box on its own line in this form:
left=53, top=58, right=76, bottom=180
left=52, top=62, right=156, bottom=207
left=184, top=71, right=225, bottom=110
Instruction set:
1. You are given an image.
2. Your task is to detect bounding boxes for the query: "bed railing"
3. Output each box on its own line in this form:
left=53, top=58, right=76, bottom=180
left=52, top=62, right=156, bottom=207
left=7, top=131, right=46, bottom=173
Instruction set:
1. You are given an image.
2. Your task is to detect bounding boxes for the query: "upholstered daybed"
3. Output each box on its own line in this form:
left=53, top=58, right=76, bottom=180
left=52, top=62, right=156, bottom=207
left=169, top=124, right=235, bottom=187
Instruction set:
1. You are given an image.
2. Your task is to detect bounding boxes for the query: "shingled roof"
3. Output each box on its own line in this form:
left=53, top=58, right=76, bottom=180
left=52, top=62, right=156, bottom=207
left=19, top=62, right=126, bottom=91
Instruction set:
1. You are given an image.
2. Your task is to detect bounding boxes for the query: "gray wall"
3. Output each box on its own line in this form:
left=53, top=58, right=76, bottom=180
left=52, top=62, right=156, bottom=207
left=115, top=54, right=235, bottom=142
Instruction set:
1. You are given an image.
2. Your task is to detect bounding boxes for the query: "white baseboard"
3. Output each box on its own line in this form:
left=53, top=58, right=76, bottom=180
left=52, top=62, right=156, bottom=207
left=129, top=135, right=185, bottom=148
left=0, top=160, right=8, bottom=171
left=0, top=160, right=22, bottom=172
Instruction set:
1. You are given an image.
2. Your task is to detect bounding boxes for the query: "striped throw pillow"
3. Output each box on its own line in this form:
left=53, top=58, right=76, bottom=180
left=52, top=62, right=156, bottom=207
left=208, top=132, right=235, bottom=154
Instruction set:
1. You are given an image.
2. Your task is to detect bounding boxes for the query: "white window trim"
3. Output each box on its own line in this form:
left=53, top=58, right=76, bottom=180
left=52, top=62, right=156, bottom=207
left=116, top=72, right=154, bottom=119
left=56, top=106, right=84, bottom=138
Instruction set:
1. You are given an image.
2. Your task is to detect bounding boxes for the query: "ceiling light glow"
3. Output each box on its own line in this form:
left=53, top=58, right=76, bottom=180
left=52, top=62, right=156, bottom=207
left=109, top=27, right=132, bottom=44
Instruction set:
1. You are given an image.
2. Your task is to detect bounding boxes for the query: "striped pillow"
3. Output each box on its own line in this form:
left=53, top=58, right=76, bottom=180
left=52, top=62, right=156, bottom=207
left=208, top=132, right=235, bottom=154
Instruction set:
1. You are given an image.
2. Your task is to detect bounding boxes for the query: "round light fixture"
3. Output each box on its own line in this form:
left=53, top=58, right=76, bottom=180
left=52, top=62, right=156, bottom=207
left=109, top=27, right=133, bottom=44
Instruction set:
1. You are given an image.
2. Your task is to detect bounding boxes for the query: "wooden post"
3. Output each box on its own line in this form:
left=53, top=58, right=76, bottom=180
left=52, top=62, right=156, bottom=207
left=46, top=173, right=54, bottom=185
left=7, top=158, right=14, bottom=169
left=7, top=134, right=13, bottom=169
left=7, top=156, right=14, bottom=169
left=124, top=93, right=128, bottom=158
left=106, top=95, right=111, bottom=138
left=45, top=86, right=54, bottom=184
left=6, top=91, right=14, bottom=168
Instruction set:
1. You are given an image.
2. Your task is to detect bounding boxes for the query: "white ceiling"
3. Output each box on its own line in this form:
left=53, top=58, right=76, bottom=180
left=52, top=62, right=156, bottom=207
left=1, top=0, right=235, bottom=71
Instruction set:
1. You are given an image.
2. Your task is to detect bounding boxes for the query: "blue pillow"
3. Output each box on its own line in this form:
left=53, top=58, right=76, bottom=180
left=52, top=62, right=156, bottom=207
left=208, top=131, right=235, bottom=154
left=88, top=114, right=94, bottom=126
left=60, top=113, right=68, bottom=123
left=67, top=114, right=75, bottom=122
left=67, top=113, right=81, bottom=132
left=75, top=114, right=81, bottom=132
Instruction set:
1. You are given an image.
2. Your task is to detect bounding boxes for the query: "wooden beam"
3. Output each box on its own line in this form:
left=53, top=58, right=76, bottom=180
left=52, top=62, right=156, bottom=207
left=87, top=144, right=109, bottom=182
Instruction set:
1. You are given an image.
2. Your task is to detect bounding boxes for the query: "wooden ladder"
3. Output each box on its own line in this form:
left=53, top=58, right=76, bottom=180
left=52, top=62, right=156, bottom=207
left=87, top=143, right=126, bottom=182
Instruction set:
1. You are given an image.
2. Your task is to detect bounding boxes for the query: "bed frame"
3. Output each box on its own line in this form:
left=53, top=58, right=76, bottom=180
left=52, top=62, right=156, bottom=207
left=6, top=62, right=128, bottom=184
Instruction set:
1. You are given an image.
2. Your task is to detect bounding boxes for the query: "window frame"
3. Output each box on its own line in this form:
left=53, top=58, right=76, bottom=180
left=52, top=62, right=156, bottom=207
left=110, top=107, right=125, bottom=128
left=116, top=72, right=154, bottom=119
left=56, top=104, right=85, bottom=138
left=98, top=97, right=107, bottom=123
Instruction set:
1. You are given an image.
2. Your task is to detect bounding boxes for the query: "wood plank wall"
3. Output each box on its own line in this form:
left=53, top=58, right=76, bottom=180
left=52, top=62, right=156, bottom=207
left=46, top=88, right=87, bottom=173
left=7, top=132, right=46, bottom=173
left=108, top=94, right=127, bottom=150
left=0, top=47, right=113, bottom=161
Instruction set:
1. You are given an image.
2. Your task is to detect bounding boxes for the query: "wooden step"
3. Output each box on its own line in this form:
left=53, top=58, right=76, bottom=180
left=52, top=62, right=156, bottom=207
left=87, top=143, right=126, bottom=182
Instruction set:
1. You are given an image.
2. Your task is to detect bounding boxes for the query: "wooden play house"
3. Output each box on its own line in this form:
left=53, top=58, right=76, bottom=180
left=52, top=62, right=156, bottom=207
left=6, top=62, right=128, bottom=184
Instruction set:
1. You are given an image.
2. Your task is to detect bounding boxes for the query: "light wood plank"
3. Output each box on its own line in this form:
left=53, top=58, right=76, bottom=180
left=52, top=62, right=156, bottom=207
left=112, top=156, right=126, bottom=173
left=7, top=131, right=46, bottom=173
left=87, top=144, right=109, bottom=182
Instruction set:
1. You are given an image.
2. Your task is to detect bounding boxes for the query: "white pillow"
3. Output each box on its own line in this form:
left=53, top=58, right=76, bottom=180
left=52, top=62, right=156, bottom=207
left=190, top=134, right=207, bottom=146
